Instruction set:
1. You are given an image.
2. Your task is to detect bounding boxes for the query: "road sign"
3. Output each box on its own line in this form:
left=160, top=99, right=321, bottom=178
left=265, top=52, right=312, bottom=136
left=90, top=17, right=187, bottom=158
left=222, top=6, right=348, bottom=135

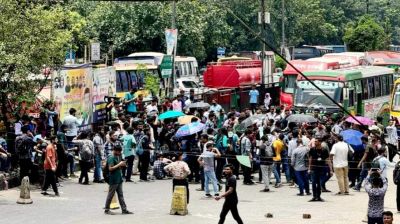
left=160, top=55, right=173, bottom=78
left=91, top=42, right=101, bottom=61
left=217, top=47, right=226, bottom=56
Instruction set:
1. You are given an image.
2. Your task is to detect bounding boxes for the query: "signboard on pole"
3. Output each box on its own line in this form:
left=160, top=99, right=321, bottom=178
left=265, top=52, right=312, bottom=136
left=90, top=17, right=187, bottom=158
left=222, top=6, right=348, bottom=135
left=165, top=29, right=178, bottom=55
left=217, top=47, right=226, bottom=58
left=160, top=55, right=173, bottom=78
left=91, top=42, right=101, bottom=61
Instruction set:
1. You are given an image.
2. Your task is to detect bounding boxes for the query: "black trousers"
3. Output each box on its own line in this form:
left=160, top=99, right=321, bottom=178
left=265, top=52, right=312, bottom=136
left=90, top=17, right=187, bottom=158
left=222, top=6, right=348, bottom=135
left=122, top=155, right=135, bottom=181
left=19, top=158, right=32, bottom=181
left=172, top=178, right=189, bottom=204
left=139, top=151, right=150, bottom=181
left=388, top=143, right=398, bottom=162
left=42, top=169, right=58, bottom=194
left=216, top=157, right=226, bottom=181
left=79, top=160, right=91, bottom=184
left=242, top=164, right=252, bottom=184
left=397, top=184, right=400, bottom=212
left=218, top=201, right=243, bottom=224
left=187, top=155, right=200, bottom=182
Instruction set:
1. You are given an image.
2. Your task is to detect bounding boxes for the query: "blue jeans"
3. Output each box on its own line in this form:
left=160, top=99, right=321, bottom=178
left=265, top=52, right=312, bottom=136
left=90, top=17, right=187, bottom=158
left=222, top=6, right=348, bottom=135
left=93, top=154, right=102, bottom=181
left=295, top=170, right=310, bottom=194
left=282, top=157, right=291, bottom=183
left=204, top=170, right=219, bottom=195
left=311, top=169, right=323, bottom=199
left=272, top=162, right=281, bottom=184
left=356, top=165, right=369, bottom=189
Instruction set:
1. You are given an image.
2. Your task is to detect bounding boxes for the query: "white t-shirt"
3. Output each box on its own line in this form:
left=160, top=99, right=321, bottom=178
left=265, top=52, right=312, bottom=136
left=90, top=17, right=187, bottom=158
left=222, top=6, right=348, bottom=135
left=146, top=104, right=158, bottom=115
left=330, top=141, right=354, bottom=168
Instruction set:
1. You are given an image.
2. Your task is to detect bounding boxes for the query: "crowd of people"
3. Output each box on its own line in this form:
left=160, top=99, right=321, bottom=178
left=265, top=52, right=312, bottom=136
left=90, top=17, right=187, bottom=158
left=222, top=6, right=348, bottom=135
left=0, top=86, right=399, bottom=224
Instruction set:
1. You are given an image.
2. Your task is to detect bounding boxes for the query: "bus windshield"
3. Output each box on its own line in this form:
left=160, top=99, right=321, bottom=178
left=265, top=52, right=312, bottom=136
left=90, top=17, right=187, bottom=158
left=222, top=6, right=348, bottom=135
left=283, top=75, right=297, bottom=94
left=294, top=80, right=342, bottom=108
left=116, top=69, right=158, bottom=92
left=392, top=83, right=400, bottom=111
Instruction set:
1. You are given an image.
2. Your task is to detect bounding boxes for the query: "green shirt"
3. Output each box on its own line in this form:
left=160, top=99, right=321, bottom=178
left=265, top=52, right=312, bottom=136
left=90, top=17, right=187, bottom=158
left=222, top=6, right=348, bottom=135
left=107, top=155, right=123, bottom=185
left=120, top=134, right=136, bottom=158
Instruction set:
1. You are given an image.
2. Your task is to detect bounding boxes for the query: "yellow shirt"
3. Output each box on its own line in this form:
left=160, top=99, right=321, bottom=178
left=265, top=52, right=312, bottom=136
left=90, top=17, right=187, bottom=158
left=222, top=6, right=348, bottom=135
left=272, top=139, right=284, bottom=161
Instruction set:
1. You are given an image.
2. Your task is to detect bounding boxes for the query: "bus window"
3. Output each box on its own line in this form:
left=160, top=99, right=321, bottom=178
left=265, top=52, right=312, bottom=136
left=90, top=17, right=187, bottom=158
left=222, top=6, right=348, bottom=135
left=120, top=71, right=130, bottom=91
left=349, top=89, right=355, bottom=107
left=374, top=77, right=381, bottom=97
left=368, top=78, right=375, bottom=99
left=381, top=75, right=387, bottom=96
left=355, top=80, right=362, bottom=94
left=284, top=75, right=296, bottom=94
left=362, top=79, right=369, bottom=99
left=129, top=71, right=138, bottom=89
left=188, top=62, right=193, bottom=76
left=116, top=71, right=123, bottom=92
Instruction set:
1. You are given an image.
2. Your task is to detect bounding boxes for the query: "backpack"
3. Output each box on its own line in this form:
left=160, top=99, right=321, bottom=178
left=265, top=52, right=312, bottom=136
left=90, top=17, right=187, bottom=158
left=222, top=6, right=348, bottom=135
left=80, top=141, right=93, bottom=161
left=371, top=156, right=382, bottom=170
left=135, top=135, right=145, bottom=156
left=393, top=162, right=400, bottom=185
left=15, top=137, right=30, bottom=157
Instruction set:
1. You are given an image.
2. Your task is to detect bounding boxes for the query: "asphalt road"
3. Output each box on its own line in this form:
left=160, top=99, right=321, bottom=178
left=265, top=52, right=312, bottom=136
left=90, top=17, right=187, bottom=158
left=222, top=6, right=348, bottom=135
left=1, top=169, right=399, bottom=224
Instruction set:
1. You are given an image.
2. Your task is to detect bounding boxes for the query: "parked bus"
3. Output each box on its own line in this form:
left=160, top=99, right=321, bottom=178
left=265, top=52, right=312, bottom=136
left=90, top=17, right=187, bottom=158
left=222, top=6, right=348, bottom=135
left=293, top=66, right=394, bottom=122
left=114, top=52, right=201, bottom=98
left=291, top=45, right=335, bottom=60
left=280, top=60, right=341, bottom=108
left=390, top=78, right=400, bottom=120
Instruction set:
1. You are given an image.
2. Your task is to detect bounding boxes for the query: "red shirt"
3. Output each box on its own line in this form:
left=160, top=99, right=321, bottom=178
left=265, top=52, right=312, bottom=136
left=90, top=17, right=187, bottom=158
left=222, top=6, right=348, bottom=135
left=44, top=143, right=57, bottom=170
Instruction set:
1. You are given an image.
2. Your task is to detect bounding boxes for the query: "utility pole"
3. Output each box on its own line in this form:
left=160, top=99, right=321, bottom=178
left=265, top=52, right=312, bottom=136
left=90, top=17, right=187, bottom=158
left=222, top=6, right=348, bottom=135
left=169, top=0, right=177, bottom=98
left=260, top=0, right=265, bottom=87
left=281, top=0, right=285, bottom=55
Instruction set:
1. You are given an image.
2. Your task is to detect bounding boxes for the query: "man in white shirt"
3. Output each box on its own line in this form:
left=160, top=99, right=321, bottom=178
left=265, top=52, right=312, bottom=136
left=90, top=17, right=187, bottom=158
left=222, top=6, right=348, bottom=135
left=146, top=98, right=158, bottom=115
left=209, top=99, right=222, bottom=116
left=385, top=120, right=398, bottom=162
left=63, top=108, right=83, bottom=147
left=330, top=135, right=354, bottom=195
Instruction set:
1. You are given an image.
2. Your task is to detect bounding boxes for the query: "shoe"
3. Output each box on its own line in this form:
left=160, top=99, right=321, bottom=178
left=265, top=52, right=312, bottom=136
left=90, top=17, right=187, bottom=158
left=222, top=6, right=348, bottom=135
left=104, top=210, right=116, bottom=215
left=306, top=192, right=312, bottom=195
left=335, top=192, right=343, bottom=195
left=274, top=183, right=282, bottom=188
left=214, top=193, right=219, bottom=196
left=244, top=181, right=255, bottom=185
left=205, top=193, right=212, bottom=197
left=353, top=187, right=360, bottom=192
left=82, top=182, right=90, bottom=185
left=297, top=193, right=304, bottom=196
left=344, top=192, right=350, bottom=195
left=41, top=191, right=50, bottom=196
left=321, top=189, right=331, bottom=193
left=349, top=183, right=355, bottom=188
left=260, top=189, right=270, bottom=192
left=308, top=198, right=318, bottom=202
left=316, top=198, right=325, bottom=202
left=55, top=193, right=60, bottom=197
left=125, top=180, right=134, bottom=182
left=122, top=210, right=133, bottom=215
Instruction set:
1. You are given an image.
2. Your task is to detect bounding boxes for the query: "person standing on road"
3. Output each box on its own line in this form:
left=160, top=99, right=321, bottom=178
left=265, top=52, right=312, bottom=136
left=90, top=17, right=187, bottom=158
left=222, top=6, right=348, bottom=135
left=41, top=136, right=59, bottom=196
left=249, top=85, right=259, bottom=114
left=364, top=170, right=388, bottom=224
left=198, top=143, right=221, bottom=197
left=63, top=108, right=82, bottom=148
left=104, top=145, right=133, bottom=215
left=308, top=137, right=332, bottom=202
left=355, top=136, right=377, bottom=191
left=259, top=135, right=274, bottom=192
left=240, top=130, right=254, bottom=185
left=164, top=152, right=191, bottom=204
left=291, top=138, right=311, bottom=196
left=73, top=132, right=94, bottom=185
left=385, top=120, right=398, bottom=162
left=215, top=164, right=244, bottom=224
left=272, top=133, right=285, bottom=188
left=93, top=129, right=105, bottom=183
left=330, top=135, right=353, bottom=195
left=120, top=127, right=136, bottom=182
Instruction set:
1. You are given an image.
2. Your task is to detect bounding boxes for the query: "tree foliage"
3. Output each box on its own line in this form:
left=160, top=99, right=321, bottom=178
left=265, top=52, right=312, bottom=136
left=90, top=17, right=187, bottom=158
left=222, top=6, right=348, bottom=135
left=0, top=0, right=82, bottom=123
left=343, top=16, right=389, bottom=52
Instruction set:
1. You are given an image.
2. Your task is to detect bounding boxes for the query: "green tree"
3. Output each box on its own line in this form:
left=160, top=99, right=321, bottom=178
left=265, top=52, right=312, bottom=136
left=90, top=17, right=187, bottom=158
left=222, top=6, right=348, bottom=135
left=343, top=15, right=389, bottom=51
left=0, top=1, right=77, bottom=128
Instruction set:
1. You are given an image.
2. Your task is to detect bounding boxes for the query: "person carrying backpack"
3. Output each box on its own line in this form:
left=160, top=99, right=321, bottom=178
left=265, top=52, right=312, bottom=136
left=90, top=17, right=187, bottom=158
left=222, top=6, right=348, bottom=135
left=15, top=125, right=35, bottom=181
left=73, top=132, right=94, bottom=185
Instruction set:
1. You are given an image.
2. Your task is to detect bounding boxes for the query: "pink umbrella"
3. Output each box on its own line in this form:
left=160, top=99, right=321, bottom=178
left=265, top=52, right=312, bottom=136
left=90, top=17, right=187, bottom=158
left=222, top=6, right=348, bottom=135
left=345, top=116, right=374, bottom=126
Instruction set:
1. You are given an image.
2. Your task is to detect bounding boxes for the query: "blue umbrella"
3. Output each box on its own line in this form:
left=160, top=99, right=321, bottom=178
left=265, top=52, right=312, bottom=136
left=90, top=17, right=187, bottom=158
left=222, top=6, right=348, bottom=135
left=175, top=122, right=206, bottom=137
left=340, top=129, right=364, bottom=152
left=158, top=110, right=185, bottom=120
